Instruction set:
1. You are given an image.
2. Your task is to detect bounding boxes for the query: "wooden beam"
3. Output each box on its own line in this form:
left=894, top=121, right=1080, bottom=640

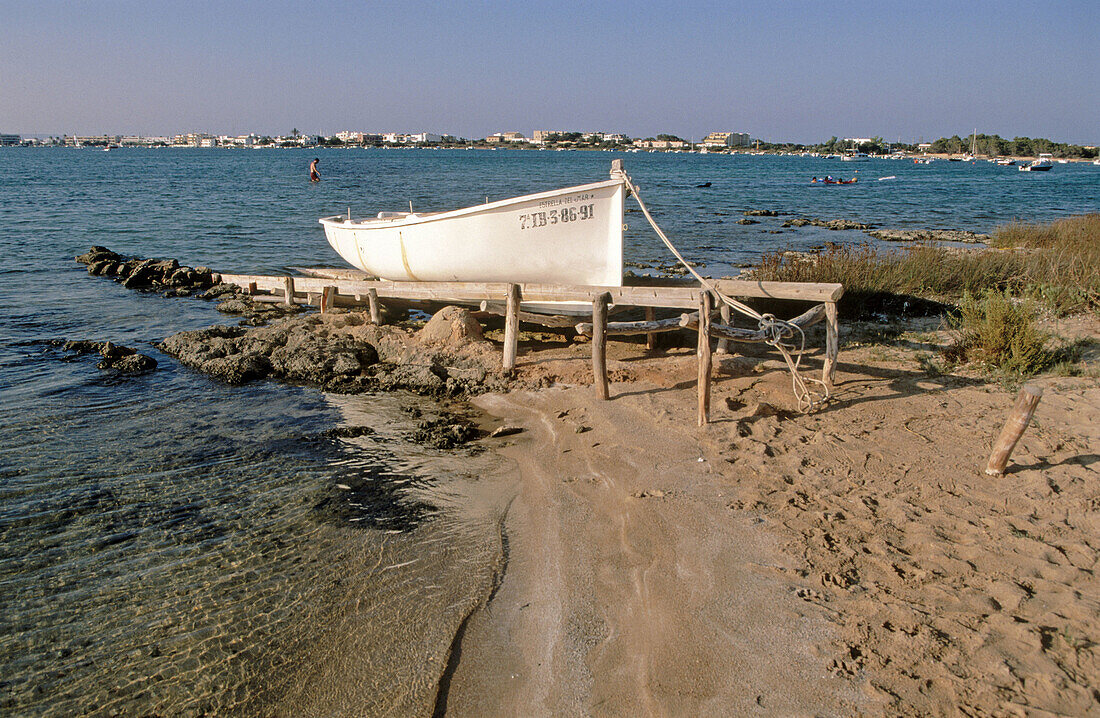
left=592, top=292, right=611, bottom=399
left=502, top=284, right=521, bottom=372
left=478, top=301, right=580, bottom=328
left=247, top=281, right=257, bottom=296
left=711, top=278, right=844, bottom=303
left=220, top=273, right=844, bottom=307
left=680, top=303, right=826, bottom=343
left=367, top=288, right=382, bottom=325
left=823, top=302, right=839, bottom=389
left=698, top=291, right=712, bottom=426
left=716, top=303, right=731, bottom=354
left=645, top=307, right=657, bottom=350
left=575, top=316, right=686, bottom=337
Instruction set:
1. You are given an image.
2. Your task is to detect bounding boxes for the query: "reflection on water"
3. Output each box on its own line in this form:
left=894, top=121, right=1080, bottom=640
left=0, top=353, right=513, bottom=715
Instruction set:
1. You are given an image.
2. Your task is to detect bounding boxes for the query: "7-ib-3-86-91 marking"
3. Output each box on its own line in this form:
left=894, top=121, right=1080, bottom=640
left=519, top=203, right=596, bottom=230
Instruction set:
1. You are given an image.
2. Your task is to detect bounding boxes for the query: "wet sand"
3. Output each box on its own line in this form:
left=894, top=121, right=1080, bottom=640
left=437, top=318, right=1100, bottom=716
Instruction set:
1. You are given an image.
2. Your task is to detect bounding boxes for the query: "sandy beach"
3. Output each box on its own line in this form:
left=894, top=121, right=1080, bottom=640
left=433, top=318, right=1100, bottom=716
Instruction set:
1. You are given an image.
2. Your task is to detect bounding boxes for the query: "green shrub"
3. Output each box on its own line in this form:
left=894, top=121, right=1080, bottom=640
left=946, top=290, right=1054, bottom=376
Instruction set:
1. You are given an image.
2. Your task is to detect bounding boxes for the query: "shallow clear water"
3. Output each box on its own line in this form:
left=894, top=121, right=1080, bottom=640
left=0, top=147, right=1096, bottom=714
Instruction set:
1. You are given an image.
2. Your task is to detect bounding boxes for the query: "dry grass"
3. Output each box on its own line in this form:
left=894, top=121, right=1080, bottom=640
left=754, top=214, right=1100, bottom=317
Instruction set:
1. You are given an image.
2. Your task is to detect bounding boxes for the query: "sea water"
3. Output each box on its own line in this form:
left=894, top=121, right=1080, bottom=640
left=0, top=148, right=1096, bottom=714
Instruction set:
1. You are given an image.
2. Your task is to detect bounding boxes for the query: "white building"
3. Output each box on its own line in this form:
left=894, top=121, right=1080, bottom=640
left=703, top=132, right=751, bottom=147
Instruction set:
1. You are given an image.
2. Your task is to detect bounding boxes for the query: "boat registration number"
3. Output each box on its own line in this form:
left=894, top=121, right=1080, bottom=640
left=519, top=203, right=596, bottom=230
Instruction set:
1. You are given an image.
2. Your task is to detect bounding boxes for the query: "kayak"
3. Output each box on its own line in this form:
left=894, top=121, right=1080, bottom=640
left=810, top=177, right=858, bottom=185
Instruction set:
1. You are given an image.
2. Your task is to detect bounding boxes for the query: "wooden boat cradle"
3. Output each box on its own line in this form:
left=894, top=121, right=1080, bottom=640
left=217, top=270, right=842, bottom=426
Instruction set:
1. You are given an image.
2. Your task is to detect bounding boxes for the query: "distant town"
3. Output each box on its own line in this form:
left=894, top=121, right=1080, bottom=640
left=1, top=129, right=1095, bottom=159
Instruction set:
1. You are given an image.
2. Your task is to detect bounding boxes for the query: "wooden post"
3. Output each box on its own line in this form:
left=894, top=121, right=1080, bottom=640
left=716, top=302, right=731, bottom=354
left=283, top=276, right=295, bottom=306
left=367, top=288, right=381, bottom=324
left=502, top=283, right=521, bottom=373
left=823, top=301, right=839, bottom=389
left=247, top=281, right=257, bottom=296
left=592, top=292, right=611, bottom=399
left=985, top=385, right=1044, bottom=476
left=698, top=291, right=712, bottom=426
left=644, top=307, right=657, bottom=350
left=320, top=285, right=337, bottom=314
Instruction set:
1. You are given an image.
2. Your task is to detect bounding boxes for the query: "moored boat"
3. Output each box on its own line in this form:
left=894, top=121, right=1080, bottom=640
left=320, top=164, right=627, bottom=285
left=1019, top=154, right=1054, bottom=172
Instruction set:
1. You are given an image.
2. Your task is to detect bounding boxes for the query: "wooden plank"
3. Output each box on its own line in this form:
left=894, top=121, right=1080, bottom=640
left=716, top=303, right=731, bottom=354
left=679, top=303, right=825, bottom=343
left=712, top=278, right=844, bottom=303
left=219, top=274, right=705, bottom=308
left=290, top=267, right=375, bottom=281
left=698, top=291, right=712, bottom=426
left=502, top=284, right=521, bottom=372
left=592, top=292, right=610, bottom=400
left=478, top=301, right=580, bottom=328
left=823, top=301, right=839, bottom=388
left=575, top=316, right=686, bottom=337
left=218, top=273, right=843, bottom=309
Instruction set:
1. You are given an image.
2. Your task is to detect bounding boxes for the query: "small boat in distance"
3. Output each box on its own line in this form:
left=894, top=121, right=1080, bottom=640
left=810, top=176, right=858, bottom=185
left=1019, top=154, right=1054, bottom=172
left=320, top=163, right=626, bottom=285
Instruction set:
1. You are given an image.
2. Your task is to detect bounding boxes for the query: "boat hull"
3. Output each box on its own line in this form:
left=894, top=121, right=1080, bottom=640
left=320, top=179, right=624, bottom=286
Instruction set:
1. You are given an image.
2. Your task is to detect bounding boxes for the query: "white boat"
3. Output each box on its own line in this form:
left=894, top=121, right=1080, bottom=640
left=320, top=164, right=626, bottom=285
left=1019, top=154, right=1054, bottom=172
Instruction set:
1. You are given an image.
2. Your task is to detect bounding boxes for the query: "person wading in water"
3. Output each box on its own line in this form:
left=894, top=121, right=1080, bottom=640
left=309, top=158, right=321, bottom=182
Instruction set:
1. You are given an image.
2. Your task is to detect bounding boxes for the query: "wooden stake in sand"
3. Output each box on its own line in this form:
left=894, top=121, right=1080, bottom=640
left=823, top=301, right=839, bottom=388
left=697, top=291, right=712, bottom=426
left=985, top=385, right=1044, bottom=476
left=592, top=292, right=611, bottom=399
left=366, top=288, right=382, bottom=324
left=645, top=307, right=657, bottom=350
left=502, top=283, right=521, bottom=373
left=320, top=285, right=337, bottom=314
left=283, top=276, right=296, bottom=306
left=716, top=303, right=731, bottom=355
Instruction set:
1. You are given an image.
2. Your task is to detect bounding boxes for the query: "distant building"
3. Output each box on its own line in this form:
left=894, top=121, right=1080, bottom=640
left=0, top=134, right=20, bottom=146
left=532, top=130, right=566, bottom=142
left=703, top=132, right=750, bottom=147
left=633, top=139, right=687, bottom=149
left=485, top=132, right=525, bottom=143
left=843, top=138, right=876, bottom=146
left=335, top=131, right=364, bottom=143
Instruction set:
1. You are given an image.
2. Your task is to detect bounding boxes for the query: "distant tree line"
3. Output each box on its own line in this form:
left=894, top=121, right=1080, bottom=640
left=927, top=134, right=1096, bottom=158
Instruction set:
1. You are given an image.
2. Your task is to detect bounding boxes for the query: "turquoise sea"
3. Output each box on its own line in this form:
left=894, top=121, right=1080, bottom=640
left=1, top=147, right=1096, bottom=715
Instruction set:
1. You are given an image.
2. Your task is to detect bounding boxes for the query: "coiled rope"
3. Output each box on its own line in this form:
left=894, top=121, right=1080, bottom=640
left=620, top=174, right=829, bottom=413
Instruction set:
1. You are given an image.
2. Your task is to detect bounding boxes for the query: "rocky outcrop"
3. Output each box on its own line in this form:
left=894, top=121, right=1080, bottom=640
left=782, top=218, right=874, bottom=230
left=736, top=218, right=760, bottom=225
left=158, top=307, right=510, bottom=398
left=76, top=246, right=218, bottom=296
left=50, top=339, right=158, bottom=374
left=866, top=229, right=989, bottom=244
left=743, top=209, right=781, bottom=217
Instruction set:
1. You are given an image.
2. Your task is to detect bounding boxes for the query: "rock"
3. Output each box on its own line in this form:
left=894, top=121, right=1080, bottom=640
left=783, top=218, right=812, bottom=227
left=417, top=306, right=486, bottom=346
left=412, top=416, right=479, bottom=449
left=866, top=228, right=989, bottom=244
left=736, top=218, right=760, bottom=225
left=75, top=247, right=121, bottom=265
left=112, top=353, right=157, bottom=374
left=743, top=209, right=780, bottom=217
left=51, top=338, right=156, bottom=374
left=488, top=426, right=523, bottom=438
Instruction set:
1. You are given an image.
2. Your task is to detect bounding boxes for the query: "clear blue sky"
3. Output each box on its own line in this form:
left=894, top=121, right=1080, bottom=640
left=2, top=0, right=1097, bottom=144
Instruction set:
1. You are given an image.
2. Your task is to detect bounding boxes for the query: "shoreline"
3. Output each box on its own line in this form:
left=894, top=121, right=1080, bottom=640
left=434, top=317, right=1100, bottom=715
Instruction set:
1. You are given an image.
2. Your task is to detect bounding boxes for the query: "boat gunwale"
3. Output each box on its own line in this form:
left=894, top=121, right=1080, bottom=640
left=319, top=178, right=625, bottom=230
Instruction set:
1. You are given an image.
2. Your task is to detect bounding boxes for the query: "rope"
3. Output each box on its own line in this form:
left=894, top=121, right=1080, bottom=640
left=620, top=174, right=830, bottom=412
